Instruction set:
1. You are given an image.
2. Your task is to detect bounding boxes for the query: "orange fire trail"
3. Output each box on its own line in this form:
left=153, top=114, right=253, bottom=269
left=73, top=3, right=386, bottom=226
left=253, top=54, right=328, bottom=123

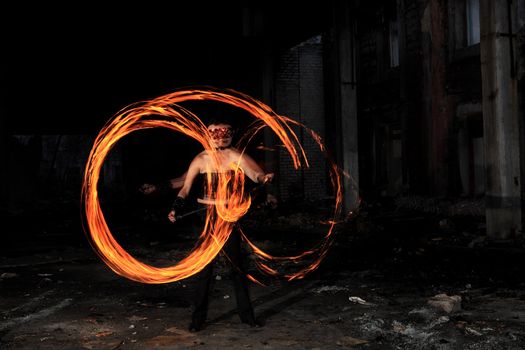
left=238, top=121, right=344, bottom=281
left=82, top=86, right=343, bottom=284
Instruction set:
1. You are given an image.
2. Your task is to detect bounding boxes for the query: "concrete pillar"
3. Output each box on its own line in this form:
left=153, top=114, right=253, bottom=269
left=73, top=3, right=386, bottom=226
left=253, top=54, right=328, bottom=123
left=518, top=0, right=525, bottom=230
left=335, top=0, right=359, bottom=212
left=398, top=0, right=409, bottom=193
left=480, top=0, right=522, bottom=239
left=0, top=81, right=6, bottom=211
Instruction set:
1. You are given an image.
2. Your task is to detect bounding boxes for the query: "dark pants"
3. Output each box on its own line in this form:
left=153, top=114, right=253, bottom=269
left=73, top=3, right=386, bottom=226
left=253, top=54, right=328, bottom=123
left=190, top=205, right=255, bottom=326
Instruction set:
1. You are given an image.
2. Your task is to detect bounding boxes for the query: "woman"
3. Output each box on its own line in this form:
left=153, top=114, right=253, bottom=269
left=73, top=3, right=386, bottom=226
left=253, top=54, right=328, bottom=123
left=168, top=116, right=274, bottom=331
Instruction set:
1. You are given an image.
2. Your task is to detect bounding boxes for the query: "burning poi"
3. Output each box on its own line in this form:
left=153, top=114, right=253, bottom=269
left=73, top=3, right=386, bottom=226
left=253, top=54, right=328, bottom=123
left=81, top=86, right=343, bottom=285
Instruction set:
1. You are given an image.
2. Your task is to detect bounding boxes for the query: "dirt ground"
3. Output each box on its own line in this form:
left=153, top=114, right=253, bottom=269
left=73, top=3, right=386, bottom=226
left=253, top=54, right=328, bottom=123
left=2, top=197, right=525, bottom=349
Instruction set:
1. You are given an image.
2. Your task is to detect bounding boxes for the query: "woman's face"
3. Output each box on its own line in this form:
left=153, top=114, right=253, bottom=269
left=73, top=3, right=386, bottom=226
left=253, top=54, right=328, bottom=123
left=208, top=123, right=233, bottom=149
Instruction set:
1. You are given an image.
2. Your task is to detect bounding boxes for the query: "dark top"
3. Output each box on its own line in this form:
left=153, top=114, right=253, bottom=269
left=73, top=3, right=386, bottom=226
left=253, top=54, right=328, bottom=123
left=195, top=170, right=237, bottom=200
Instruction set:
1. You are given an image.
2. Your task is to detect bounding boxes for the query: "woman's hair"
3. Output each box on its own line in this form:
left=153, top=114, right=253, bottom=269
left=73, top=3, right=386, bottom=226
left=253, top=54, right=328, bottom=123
left=206, top=114, right=235, bottom=127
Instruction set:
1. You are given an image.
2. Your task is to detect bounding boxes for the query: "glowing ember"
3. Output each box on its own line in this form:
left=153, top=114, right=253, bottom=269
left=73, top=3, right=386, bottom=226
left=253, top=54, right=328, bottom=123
left=82, top=86, right=344, bottom=284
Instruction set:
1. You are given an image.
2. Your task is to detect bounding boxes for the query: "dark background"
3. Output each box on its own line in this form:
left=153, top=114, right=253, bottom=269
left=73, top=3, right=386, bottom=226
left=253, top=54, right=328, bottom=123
left=2, top=2, right=325, bottom=134
left=1, top=1, right=329, bottom=252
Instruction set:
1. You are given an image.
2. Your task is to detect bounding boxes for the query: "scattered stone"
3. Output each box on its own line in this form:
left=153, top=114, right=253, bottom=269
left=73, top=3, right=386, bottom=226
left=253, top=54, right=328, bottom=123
left=349, top=296, right=367, bottom=304
left=427, top=294, right=462, bottom=313
left=1, top=272, right=18, bottom=279
left=349, top=296, right=375, bottom=306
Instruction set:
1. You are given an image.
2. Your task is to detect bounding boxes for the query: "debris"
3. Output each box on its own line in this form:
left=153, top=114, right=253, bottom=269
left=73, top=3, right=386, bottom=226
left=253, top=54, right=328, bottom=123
left=428, top=316, right=450, bottom=329
left=465, top=327, right=482, bottom=336
left=338, top=336, right=369, bottom=346
left=223, top=294, right=230, bottom=299
left=468, top=236, right=486, bottom=248
left=408, top=307, right=437, bottom=322
left=165, top=326, right=192, bottom=335
left=392, top=320, right=407, bottom=333
left=95, top=330, right=114, bottom=337
left=354, top=313, right=385, bottom=336
left=391, top=320, right=434, bottom=340
left=1, top=272, right=18, bottom=279
left=439, top=219, right=453, bottom=230
left=349, top=296, right=375, bottom=306
left=127, top=315, right=147, bottom=322
left=84, top=318, right=101, bottom=325
left=349, top=296, right=367, bottom=304
left=215, top=275, right=222, bottom=280
left=146, top=335, right=194, bottom=346
left=427, top=294, right=462, bottom=313
left=311, top=285, right=348, bottom=294
left=111, top=340, right=125, bottom=350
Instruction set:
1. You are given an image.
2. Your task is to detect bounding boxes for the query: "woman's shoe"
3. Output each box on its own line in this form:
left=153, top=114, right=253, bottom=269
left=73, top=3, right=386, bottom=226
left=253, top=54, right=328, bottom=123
left=188, top=320, right=205, bottom=332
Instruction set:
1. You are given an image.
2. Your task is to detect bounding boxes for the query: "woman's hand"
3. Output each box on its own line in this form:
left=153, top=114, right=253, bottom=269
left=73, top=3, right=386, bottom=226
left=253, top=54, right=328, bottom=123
left=168, top=210, right=177, bottom=223
left=139, top=183, right=156, bottom=195
left=258, top=173, right=274, bottom=184
left=168, top=196, right=186, bottom=223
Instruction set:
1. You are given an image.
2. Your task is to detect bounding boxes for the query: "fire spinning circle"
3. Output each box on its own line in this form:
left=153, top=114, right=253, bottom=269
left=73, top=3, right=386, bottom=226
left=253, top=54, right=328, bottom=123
left=82, top=87, right=343, bottom=284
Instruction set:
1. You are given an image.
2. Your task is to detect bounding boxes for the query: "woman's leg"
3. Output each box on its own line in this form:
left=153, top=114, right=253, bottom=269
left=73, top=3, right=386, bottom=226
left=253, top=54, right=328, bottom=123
left=189, top=205, right=214, bottom=331
left=222, top=227, right=256, bottom=325
left=190, top=262, right=213, bottom=331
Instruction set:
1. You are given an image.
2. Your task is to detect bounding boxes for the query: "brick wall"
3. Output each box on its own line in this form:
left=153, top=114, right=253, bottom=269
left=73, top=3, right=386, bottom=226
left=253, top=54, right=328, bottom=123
left=275, top=35, right=328, bottom=201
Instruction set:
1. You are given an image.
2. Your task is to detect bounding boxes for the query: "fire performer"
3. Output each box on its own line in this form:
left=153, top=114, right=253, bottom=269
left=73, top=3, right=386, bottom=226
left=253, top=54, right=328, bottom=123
left=168, top=116, right=274, bottom=332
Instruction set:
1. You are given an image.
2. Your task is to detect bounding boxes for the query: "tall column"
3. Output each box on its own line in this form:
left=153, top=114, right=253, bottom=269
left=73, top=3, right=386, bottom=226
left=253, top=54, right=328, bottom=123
left=0, top=69, right=7, bottom=210
left=480, top=0, right=522, bottom=239
left=518, top=0, right=525, bottom=231
left=335, top=0, right=359, bottom=212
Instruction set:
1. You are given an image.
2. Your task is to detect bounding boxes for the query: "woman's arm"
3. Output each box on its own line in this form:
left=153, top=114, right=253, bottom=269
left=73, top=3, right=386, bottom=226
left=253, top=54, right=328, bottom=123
left=177, top=157, right=201, bottom=199
left=139, top=171, right=188, bottom=195
left=169, top=172, right=187, bottom=190
left=168, top=156, right=201, bottom=222
left=237, top=151, right=277, bottom=208
left=237, top=151, right=274, bottom=184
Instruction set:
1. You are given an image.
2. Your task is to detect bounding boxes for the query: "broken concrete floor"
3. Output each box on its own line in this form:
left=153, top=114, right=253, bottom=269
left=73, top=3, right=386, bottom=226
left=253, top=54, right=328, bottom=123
left=2, top=205, right=525, bottom=349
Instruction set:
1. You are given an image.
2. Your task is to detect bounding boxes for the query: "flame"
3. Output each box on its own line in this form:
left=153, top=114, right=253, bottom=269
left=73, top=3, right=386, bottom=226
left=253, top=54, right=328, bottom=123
left=82, top=86, right=344, bottom=284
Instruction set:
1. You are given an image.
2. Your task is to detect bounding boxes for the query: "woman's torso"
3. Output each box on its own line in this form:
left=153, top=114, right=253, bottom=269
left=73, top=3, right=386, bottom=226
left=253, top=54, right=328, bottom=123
left=196, top=149, right=240, bottom=204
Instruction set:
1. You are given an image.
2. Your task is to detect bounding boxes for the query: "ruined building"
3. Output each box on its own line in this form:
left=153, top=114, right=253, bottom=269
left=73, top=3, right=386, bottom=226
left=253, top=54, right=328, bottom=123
left=3, top=0, right=524, bottom=240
